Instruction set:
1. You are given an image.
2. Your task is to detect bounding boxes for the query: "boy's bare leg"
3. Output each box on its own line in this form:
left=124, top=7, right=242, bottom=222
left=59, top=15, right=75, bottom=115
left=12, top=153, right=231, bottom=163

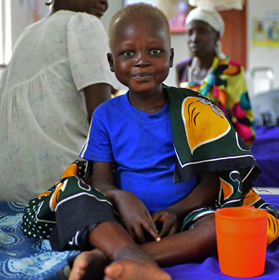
left=69, top=215, right=215, bottom=279
left=69, top=221, right=171, bottom=280
left=141, top=214, right=217, bottom=267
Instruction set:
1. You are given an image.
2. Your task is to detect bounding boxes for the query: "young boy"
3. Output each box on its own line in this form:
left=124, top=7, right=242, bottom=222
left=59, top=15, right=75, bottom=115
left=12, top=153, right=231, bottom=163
left=23, top=3, right=279, bottom=280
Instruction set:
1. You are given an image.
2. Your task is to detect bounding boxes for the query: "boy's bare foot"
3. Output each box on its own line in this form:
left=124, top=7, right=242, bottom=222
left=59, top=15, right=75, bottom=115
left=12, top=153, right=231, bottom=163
left=104, top=258, right=172, bottom=280
left=68, top=248, right=110, bottom=280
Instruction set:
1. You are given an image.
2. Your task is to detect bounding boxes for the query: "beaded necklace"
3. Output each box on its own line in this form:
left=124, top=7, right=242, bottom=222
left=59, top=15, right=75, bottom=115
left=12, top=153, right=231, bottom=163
left=187, top=56, right=213, bottom=84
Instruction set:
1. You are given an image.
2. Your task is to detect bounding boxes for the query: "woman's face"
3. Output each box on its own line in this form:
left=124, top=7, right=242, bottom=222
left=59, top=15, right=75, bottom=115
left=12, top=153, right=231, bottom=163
left=186, top=20, right=219, bottom=58
left=63, top=0, right=108, bottom=18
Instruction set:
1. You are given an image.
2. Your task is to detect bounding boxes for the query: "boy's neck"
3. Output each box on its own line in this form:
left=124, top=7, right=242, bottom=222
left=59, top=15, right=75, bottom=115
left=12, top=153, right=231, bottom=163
left=128, top=89, right=167, bottom=115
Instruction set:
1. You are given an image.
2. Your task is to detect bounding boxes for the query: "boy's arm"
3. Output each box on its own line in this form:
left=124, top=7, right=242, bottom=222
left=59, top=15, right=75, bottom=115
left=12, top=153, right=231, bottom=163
left=168, top=171, right=220, bottom=221
left=92, top=161, right=160, bottom=244
left=153, top=172, right=220, bottom=237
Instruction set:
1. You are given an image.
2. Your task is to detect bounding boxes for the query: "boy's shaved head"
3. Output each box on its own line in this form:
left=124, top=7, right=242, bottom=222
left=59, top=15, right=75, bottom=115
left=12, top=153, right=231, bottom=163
left=108, top=3, right=171, bottom=52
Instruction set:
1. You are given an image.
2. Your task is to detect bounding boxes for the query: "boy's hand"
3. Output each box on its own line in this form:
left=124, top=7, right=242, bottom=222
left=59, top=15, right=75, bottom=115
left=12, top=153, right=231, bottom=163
left=93, top=162, right=160, bottom=244
left=114, top=191, right=160, bottom=244
left=152, top=209, right=180, bottom=238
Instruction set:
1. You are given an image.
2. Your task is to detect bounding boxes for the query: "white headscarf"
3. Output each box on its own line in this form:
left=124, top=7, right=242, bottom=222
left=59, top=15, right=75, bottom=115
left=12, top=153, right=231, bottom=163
left=185, top=7, right=226, bottom=59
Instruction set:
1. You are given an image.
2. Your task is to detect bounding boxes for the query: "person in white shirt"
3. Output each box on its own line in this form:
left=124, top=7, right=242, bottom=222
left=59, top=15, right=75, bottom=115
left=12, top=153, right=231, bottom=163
left=0, top=0, right=119, bottom=203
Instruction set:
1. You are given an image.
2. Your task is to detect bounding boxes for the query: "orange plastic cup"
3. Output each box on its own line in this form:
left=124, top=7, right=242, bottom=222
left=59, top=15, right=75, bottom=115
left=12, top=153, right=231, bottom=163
left=215, top=206, right=268, bottom=278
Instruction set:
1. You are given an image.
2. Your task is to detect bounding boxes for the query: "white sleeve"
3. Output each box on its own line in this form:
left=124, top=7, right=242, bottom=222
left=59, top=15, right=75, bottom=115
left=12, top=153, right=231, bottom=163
left=67, top=13, right=119, bottom=91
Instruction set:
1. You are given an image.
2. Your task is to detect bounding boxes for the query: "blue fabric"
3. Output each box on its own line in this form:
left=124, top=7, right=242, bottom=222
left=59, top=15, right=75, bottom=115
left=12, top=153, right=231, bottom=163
left=80, top=93, right=197, bottom=213
left=0, top=202, right=79, bottom=280
left=251, top=126, right=279, bottom=188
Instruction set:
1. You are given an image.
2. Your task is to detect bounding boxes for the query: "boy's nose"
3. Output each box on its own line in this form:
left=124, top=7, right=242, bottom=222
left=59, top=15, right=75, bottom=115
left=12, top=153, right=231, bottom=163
left=134, top=53, right=151, bottom=67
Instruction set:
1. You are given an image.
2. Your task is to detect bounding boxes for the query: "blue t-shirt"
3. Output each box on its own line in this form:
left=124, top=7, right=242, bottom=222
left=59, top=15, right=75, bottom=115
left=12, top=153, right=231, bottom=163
left=80, top=93, right=197, bottom=213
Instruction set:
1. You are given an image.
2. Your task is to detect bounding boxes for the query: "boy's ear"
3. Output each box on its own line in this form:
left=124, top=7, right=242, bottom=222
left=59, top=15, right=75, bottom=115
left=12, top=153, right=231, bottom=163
left=169, top=48, right=174, bottom=68
left=107, top=53, right=115, bottom=72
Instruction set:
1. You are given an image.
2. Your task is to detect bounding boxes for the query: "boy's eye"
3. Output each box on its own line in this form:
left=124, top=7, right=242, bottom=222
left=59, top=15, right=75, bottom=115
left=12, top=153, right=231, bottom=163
left=150, top=49, right=161, bottom=55
left=123, top=51, right=134, bottom=56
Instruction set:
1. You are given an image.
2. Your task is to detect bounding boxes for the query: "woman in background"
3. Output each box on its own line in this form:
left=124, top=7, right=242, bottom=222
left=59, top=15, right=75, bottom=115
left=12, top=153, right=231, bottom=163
left=176, top=7, right=255, bottom=146
left=0, top=0, right=118, bottom=203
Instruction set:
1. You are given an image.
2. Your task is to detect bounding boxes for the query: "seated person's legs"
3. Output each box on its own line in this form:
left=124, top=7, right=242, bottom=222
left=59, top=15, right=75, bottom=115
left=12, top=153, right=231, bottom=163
left=70, top=221, right=171, bottom=280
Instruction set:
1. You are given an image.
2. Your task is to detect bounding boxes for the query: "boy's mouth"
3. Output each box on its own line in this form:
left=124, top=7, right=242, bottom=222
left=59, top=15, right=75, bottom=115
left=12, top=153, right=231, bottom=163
left=132, top=73, right=154, bottom=81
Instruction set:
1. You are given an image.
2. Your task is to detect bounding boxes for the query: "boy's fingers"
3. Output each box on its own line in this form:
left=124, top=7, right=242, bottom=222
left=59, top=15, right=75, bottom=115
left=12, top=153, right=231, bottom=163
left=125, top=226, right=136, bottom=240
left=145, top=223, right=161, bottom=242
left=169, top=226, right=177, bottom=235
left=158, top=223, right=171, bottom=237
left=146, top=211, right=157, bottom=226
left=133, top=226, right=146, bottom=244
left=151, top=211, right=160, bottom=221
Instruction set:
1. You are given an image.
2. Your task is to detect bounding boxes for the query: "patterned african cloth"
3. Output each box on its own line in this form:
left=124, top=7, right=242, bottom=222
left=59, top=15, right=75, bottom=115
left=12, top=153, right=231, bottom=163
left=22, top=86, right=279, bottom=248
left=165, top=85, right=279, bottom=245
left=22, top=160, right=119, bottom=251
left=176, top=56, right=256, bottom=146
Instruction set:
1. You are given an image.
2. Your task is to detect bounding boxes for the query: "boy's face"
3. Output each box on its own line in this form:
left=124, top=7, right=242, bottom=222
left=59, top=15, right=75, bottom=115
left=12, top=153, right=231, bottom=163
left=108, top=15, right=174, bottom=94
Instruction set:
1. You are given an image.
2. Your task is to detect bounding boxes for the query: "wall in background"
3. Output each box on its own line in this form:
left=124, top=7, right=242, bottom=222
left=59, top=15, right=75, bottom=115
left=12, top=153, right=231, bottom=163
left=10, top=0, right=49, bottom=58
left=247, top=0, right=279, bottom=96
left=8, top=0, right=279, bottom=95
